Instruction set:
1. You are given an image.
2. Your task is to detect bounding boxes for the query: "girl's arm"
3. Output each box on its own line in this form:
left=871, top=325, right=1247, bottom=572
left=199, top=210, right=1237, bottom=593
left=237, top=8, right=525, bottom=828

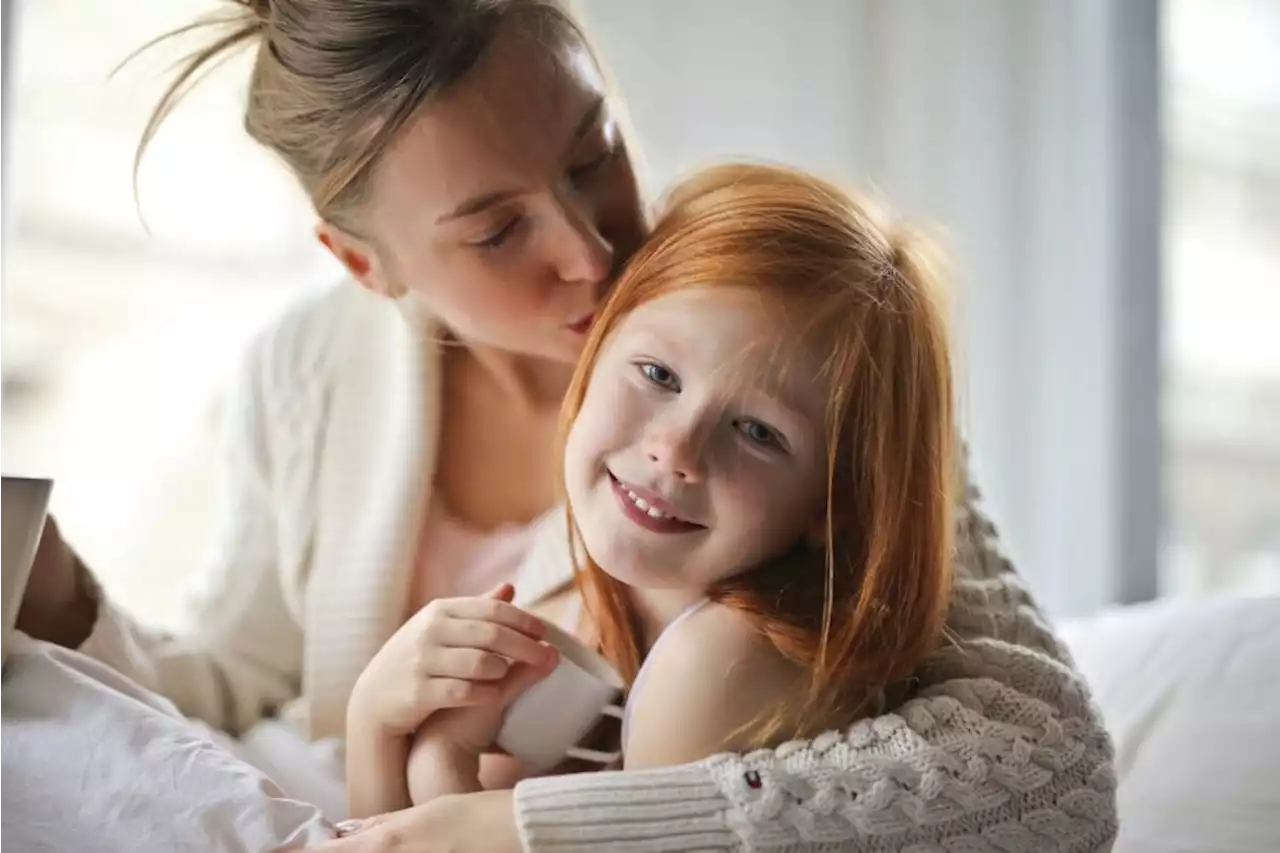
left=345, top=721, right=413, bottom=816
left=621, top=604, right=806, bottom=771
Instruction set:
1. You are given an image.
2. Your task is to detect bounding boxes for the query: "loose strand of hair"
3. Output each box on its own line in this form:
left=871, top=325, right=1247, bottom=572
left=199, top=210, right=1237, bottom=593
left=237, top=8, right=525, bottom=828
left=126, top=13, right=263, bottom=227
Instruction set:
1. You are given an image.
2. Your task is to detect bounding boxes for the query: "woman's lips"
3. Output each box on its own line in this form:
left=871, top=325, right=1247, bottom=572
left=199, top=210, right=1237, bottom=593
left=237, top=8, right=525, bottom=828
left=567, top=313, right=595, bottom=335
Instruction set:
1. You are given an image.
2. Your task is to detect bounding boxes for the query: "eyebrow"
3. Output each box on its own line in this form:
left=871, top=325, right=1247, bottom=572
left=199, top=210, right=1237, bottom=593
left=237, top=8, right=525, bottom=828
left=634, top=322, right=812, bottom=422
left=434, top=97, right=608, bottom=225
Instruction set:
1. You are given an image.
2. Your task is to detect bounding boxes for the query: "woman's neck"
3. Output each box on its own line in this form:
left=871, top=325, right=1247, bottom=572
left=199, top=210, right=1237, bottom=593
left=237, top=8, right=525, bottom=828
left=449, top=341, right=574, bottom=414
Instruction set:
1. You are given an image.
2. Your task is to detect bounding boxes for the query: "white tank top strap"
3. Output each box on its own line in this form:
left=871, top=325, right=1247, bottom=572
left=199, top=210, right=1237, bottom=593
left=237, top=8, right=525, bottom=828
left=564, top=595, right=584, bottom=632
left=621, top=597, right=711, bottom=747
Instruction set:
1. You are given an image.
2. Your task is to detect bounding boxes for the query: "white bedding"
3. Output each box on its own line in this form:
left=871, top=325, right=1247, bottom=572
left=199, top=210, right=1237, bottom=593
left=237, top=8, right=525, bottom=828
left=5, top=595, right=1277, bottom=852
left=2, top=634, right=338, bottom=852
left=1061, top=594, right=1280, bottom=853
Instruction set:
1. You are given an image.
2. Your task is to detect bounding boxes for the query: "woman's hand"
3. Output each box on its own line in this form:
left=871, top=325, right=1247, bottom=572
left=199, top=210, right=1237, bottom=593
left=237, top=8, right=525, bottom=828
left=314, top=790, right=523, bottom=853
left=348, top=584, right=555, bottom=736
left=15, top=517, right=100, bottom=648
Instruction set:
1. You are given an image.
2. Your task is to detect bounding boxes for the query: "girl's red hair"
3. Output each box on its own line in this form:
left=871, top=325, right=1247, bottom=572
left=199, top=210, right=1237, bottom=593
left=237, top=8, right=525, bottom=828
left=561, top=163, right=957, bottom=742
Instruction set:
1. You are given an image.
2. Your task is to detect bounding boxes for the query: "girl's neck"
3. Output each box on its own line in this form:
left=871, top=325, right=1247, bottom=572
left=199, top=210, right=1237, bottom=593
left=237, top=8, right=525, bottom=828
left=628, top=586, right=708, bottom=649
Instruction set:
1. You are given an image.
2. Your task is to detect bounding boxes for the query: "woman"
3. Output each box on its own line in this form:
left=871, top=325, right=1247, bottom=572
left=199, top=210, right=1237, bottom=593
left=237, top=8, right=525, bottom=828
left=18, top=1, right=1117, bottom=850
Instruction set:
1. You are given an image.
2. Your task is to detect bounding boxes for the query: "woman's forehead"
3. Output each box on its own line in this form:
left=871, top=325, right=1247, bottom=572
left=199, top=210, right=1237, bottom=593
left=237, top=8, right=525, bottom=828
left=368, top=25, right=606, bottom=229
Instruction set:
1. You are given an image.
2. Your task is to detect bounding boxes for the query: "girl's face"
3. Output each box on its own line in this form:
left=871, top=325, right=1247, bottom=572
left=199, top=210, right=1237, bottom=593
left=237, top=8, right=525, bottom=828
left=339, top=21, right=647, bottom=365
left=564, top=288, right=831, bottom=593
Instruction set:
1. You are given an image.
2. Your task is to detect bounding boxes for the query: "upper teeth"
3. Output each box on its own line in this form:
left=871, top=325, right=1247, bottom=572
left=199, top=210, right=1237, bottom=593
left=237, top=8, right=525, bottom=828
left=626, top=489, right=672, bottom=520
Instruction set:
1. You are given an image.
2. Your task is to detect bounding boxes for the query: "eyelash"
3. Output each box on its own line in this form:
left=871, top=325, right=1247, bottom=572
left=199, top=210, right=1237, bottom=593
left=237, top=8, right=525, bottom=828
left=473, top=217, right=522, bottom=251
left=470, top=145, right=616, bottom=252
left=635, top=361, right=784, bottom=451
left=569, top=146, right=616, bottom=184
left=736, top=419, right=781, bottom=449
left=638, top=361, right=679, bottom=391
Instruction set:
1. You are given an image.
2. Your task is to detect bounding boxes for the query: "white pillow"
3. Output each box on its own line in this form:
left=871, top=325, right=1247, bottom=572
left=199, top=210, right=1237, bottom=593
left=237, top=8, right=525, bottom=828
left=1060, top=595, right=1280, bottom=853
left=1, top=634, right=336, bottom=852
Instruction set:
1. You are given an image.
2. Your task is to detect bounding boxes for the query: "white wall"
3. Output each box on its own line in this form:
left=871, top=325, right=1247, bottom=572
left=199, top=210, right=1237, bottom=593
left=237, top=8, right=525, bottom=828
left=585, top=0, right=1162, bottom=617
left=2, top=0, right=19, bottom=250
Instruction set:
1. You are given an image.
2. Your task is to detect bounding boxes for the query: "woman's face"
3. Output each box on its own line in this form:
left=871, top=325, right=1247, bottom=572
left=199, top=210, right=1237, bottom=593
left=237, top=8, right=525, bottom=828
left=345, top=22, right=647, bottom=365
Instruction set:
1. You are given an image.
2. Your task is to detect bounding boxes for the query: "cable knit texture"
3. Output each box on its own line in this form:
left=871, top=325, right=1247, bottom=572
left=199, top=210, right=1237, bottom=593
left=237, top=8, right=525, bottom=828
left=77, top=283, right=1117, bottom=852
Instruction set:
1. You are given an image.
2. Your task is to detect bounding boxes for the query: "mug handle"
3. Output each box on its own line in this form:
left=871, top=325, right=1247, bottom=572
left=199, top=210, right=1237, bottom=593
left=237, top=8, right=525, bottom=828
left=563, top=703, right=624, bottom=765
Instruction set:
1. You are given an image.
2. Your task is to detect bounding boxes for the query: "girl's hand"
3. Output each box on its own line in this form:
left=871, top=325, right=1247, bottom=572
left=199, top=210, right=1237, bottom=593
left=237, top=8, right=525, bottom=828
left=404, top=658, right=553, bottom=803
left=415, top=652, right=552, bottom=757
left=349, top=584, right=555, bottom=736
left=315, top=790, right=523, bottom=853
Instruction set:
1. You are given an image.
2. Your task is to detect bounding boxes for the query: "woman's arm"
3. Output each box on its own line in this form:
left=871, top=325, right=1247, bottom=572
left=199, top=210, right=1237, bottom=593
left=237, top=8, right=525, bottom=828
left=68, top=323, right=311, bottom=736
left=307, top=459, right=1116, bottom=852
left=509, top=457, right=1118, bottom=851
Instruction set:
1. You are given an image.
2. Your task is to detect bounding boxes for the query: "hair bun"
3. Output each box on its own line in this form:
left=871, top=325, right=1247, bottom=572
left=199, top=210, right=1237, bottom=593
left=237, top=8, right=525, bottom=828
left=237, top=0, right=271, bottom=22
left=886, top=228, right=914, bottom=274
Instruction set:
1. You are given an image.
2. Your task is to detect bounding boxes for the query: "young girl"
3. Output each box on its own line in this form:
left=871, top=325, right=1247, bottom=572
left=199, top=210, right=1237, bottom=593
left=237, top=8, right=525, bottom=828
left=347, top=161, right=956, bottom=808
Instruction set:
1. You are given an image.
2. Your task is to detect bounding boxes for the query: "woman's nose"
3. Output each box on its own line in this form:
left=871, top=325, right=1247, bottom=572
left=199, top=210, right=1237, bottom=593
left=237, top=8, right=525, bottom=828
left=555, top=202, right=615, bottom=286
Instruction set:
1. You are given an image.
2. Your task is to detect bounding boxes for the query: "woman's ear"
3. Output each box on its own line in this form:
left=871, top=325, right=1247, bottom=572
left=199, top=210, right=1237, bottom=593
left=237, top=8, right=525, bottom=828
left=315, top=221, right=405, bottom=299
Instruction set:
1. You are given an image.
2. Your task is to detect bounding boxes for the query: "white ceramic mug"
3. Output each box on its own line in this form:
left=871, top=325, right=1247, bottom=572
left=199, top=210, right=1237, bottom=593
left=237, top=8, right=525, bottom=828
left=496, top=619, right=624, bottom=771
left=2, top=476, right=54, bottom=665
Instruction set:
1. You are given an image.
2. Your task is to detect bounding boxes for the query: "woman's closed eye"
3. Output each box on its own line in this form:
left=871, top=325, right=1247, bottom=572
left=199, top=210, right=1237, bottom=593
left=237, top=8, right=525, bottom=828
left=470, top=216, right=523, bottom=251
left=468, top=216, right=522, bottom=249
left=568, top=146, right=616, bottom=185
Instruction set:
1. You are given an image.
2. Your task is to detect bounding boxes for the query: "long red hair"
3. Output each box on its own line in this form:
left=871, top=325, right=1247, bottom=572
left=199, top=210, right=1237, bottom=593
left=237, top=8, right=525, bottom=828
left=561, top=163, right=957, bottom=742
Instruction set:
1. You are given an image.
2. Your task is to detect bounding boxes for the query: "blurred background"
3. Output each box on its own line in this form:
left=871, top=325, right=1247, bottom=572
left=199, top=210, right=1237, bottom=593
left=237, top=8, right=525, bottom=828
left=3, top=0, right=1277, bottom=628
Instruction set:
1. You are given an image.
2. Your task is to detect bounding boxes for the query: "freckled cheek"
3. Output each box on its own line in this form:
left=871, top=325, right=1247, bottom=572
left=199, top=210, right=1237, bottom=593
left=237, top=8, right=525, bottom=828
left=562, top=423, right=592, bottom=506
left=566, top=386, right=623, bottom=474
left=588, top=377, right=649, bottom=444
left=718, top=466, right=808, bottom=536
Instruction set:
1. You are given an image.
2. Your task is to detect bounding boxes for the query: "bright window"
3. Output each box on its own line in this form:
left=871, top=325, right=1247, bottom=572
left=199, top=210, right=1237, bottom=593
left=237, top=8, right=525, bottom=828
left=1161, top=0, right=1280, bottom=596
left=3, top=1, right=333, bottom=625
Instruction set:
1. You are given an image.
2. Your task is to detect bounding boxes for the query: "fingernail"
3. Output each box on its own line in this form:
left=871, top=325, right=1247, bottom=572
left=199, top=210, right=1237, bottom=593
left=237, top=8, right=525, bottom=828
left=334, top=819, right=363, bottom=837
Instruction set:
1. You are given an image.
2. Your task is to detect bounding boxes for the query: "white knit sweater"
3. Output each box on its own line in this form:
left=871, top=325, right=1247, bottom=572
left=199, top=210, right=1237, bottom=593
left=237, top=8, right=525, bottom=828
left=80, top=283, right=1117, bottom=852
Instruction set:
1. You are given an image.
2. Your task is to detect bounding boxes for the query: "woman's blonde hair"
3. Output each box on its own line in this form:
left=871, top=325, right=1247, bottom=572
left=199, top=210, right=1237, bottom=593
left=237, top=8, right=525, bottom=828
left=562, top=163, right=958, bottom=742
left=135, top=0, right=594, bottom=229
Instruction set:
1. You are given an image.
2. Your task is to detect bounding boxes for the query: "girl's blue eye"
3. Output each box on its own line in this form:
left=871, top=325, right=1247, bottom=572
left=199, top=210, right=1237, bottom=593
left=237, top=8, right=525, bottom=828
left=639, top=362, right=679, bottom=390
left=737, top=419, right=779, bottom=448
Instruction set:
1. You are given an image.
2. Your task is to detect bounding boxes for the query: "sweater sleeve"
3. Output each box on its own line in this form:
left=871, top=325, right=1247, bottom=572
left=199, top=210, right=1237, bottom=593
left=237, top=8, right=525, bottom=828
left=511, top=460, right=1119, bottom=852
left=78, top=323, right=307, bottom=737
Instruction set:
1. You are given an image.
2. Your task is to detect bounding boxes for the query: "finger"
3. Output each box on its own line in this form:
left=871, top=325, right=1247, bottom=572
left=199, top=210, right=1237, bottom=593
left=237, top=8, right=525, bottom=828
left=496, top=655, right=558, bottom=704
left=334, top=819, right=364, bottom=838
left=421, top=647, right=511, bottom=681
left=436, top=620, right=556, bottom=668
left=307, top=813, right=388, bottom=851
left=423, top=676, right=505, bottom=710
left=485, top=583, right=515, bottom=602
left=440, top=597, right=546, bottom=641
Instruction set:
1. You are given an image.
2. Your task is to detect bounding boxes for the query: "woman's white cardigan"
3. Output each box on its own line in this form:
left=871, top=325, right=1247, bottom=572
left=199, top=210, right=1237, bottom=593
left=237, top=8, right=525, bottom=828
left=81, top=283, right=1117, bottom=852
